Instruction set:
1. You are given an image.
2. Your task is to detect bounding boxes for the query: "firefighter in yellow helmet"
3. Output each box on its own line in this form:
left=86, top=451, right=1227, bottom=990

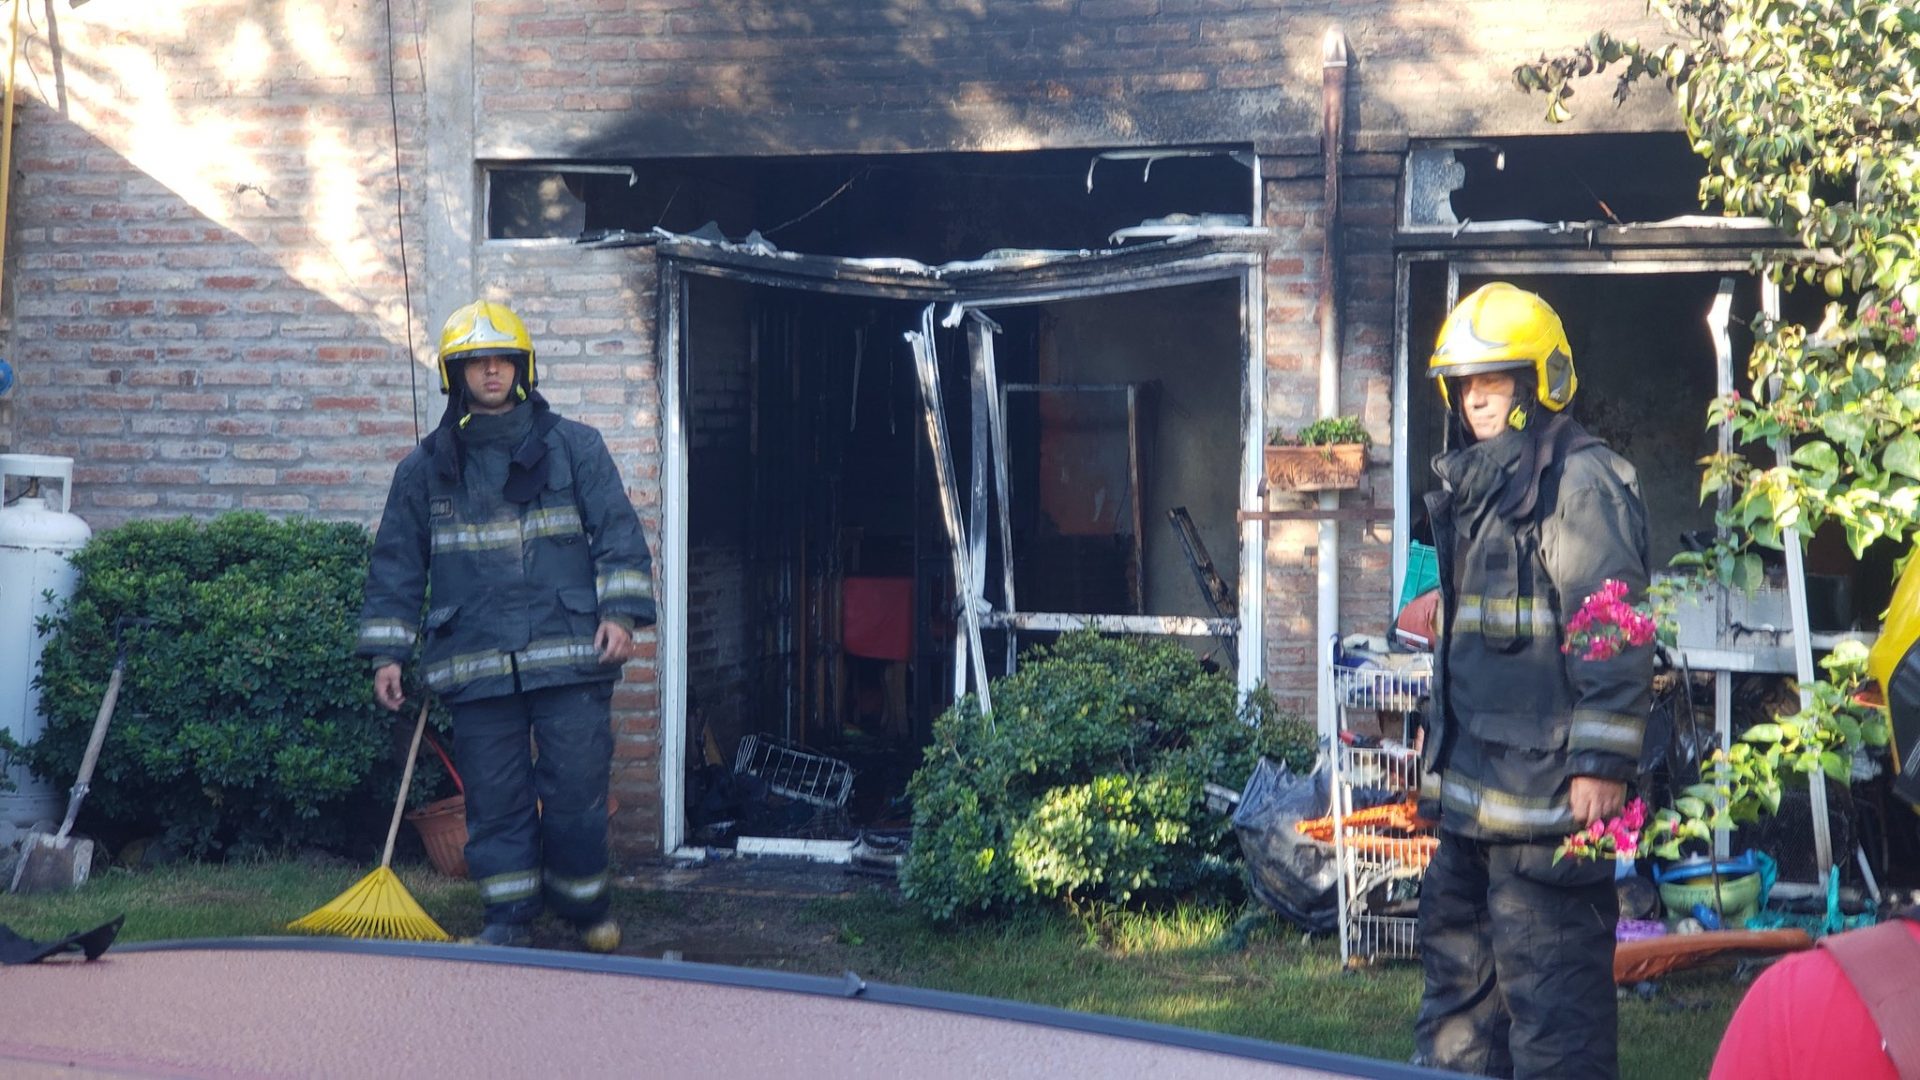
left=434, top=298, right=540, bottom=401
left=357, top=299, right=656, bottom=952
left=1413, top=283, right=1652, bottom=1079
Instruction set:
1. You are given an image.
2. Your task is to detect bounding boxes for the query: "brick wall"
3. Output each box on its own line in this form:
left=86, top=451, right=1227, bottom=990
left=471, top=0, right=1677, bottom=159
left=2, top=2, right=429, bottom=522
left=1257, top=148, right=1402, bottom=721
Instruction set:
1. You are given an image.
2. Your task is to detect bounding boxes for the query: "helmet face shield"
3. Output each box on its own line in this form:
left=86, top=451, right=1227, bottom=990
left=437, top=300, right=536, bottom=394
left=1428, top=283, right=1576, bottom=412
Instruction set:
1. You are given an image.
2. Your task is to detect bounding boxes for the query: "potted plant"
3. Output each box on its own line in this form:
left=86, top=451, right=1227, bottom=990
left=1265, top=415, right=1370, bottom=492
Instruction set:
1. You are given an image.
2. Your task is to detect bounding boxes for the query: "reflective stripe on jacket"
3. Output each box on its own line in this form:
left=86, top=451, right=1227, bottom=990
left=356, top=409, right=655, bottom=704
left=1426, top=437, right=1653, bottom=841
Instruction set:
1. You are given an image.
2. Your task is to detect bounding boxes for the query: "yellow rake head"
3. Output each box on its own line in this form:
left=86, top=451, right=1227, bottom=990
left=289, top=865, right=451, bottom=942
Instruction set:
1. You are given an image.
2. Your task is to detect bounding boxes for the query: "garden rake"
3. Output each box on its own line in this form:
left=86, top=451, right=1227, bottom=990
left=288, top=700, right=451, bottom=941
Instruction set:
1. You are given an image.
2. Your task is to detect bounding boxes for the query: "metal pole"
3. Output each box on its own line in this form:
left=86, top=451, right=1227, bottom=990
left=1316, top=27, right=1349, bottom=748
left=1762, top=277, right=1832, bottom=881
left=1707, top=278, right=1736, bottom=860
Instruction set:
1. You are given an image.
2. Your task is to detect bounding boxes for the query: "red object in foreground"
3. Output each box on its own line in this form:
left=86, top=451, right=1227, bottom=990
left=0, top=942, right=1435, bottom=1079
left=1707, top=920, right=1920, bottom=1080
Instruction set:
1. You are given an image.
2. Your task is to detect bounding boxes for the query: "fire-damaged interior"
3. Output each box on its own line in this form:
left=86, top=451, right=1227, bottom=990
left=675, top=270, right=1248, bottom=848
left=530, top=147, right=1268, bottom=851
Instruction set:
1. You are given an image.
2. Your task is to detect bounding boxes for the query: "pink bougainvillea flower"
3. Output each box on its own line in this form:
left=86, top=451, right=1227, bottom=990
left=1561, top=578, right=1657, bottom=663
left=1554, top=798, right=1649, bottom=865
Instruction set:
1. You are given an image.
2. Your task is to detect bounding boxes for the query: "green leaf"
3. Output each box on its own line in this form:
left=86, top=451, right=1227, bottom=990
left=1822, top=413, right=1870, bottom=453
left=1791, top=442, right=1840, bottom=474
left=1884, top=433, right=1920, bottom=480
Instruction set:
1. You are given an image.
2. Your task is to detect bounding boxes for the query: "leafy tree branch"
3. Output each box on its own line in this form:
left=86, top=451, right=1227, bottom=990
left=1515, top=0, right=1920, bottom=855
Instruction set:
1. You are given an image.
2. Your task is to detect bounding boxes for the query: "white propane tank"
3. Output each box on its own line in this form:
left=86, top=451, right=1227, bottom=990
left=0, top=454, right=92, bottom=827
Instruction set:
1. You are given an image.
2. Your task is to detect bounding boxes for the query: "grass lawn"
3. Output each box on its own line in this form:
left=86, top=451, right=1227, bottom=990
left=0, top=859, right=1744, bottom=1078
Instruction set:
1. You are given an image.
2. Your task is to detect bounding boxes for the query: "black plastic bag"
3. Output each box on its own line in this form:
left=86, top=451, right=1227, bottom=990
left=1232, top=755, right=1338, bottom=934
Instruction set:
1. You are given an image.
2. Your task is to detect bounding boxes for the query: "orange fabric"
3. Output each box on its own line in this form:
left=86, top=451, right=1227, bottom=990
left=1295, top=798, right=1431, bottom=841
left=1294, top=799, right=1437, bottom=868
left=1335, top=834, right=1438, bottom=866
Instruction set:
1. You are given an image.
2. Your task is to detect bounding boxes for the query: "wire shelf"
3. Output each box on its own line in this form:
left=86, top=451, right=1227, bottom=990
left=734, top=735, right=854, bottom=810
left=1330, top=665, right=1435, bottom=966
left=1331, top=664, right=1432, bottom=712
left=1338, top=743, right=1424, bottom=789
left=1344, top=915, right=1421, bottom=966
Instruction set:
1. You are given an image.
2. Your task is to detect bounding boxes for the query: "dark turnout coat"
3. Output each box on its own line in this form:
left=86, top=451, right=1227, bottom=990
left=1423, top=417, right=1653, bottom=841
left=356, top=399, right=656, bottom=704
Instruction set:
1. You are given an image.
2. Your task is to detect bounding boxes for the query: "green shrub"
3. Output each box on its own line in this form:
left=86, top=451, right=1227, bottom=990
left=24, top=513, right=404, bottom=857
left=900, top=632, right=1314, bottom=921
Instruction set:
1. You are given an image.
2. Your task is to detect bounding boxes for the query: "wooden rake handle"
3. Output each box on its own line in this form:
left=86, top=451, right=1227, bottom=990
left=381, top=700, right=431, bottom=870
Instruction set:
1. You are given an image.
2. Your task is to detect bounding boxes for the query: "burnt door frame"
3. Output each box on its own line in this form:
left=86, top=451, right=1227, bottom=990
left=656, top=237, right=1268, bottom=856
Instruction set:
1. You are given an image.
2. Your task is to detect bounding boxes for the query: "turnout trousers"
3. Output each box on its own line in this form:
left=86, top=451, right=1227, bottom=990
left=451, top=680, right=615, bottom=928
left=1413, top=830, right=1620, bottom=1080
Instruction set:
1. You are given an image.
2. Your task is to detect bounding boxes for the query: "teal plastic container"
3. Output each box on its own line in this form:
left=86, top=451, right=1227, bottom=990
left=1400, top=542, right=1439, bottom=609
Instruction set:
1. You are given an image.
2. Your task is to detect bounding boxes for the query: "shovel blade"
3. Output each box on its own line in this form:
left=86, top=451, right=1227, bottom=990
left=8, top=833, right=95, bottom=894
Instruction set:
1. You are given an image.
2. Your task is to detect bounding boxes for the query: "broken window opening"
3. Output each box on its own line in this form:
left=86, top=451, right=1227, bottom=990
left=1403, top=133, right=1719, bottom=232
left=484, top=164, right=637, bottom=242
left=672, top=252, right=1253, bottom=854
left=485, top=147, right=1255, bottom=263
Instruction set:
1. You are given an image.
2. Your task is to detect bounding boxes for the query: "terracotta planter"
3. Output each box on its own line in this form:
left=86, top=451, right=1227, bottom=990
left=1264, top=442, right=1366, bottom=492
left=407, top=795, right=470, bottom=878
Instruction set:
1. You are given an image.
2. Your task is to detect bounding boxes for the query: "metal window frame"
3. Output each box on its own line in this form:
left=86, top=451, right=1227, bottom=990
left=1391, top=247, right=1778, bottom=608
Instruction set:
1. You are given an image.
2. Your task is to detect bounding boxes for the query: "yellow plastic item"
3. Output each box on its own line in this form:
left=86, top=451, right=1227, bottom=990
left=1429, top=282, right=1577, bottom=412
left=289, top=702, right=452, bottom=942
left=436, top=299, right=536, bottom=393
left=1868, top=549, right=1920, bottom=808
left=287, top=865, right=450, bottom=942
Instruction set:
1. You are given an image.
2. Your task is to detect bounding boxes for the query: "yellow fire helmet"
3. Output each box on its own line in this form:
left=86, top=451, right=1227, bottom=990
left=436, top=299, right=536, bottom=394
left=1429, top=283, right=1577, bottom=412
left=1869, top=549, right=1920, bottom=807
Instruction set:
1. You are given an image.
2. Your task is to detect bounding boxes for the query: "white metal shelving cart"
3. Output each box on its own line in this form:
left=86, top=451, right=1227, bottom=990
left=1328, top=659, right=1436, bottom=967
